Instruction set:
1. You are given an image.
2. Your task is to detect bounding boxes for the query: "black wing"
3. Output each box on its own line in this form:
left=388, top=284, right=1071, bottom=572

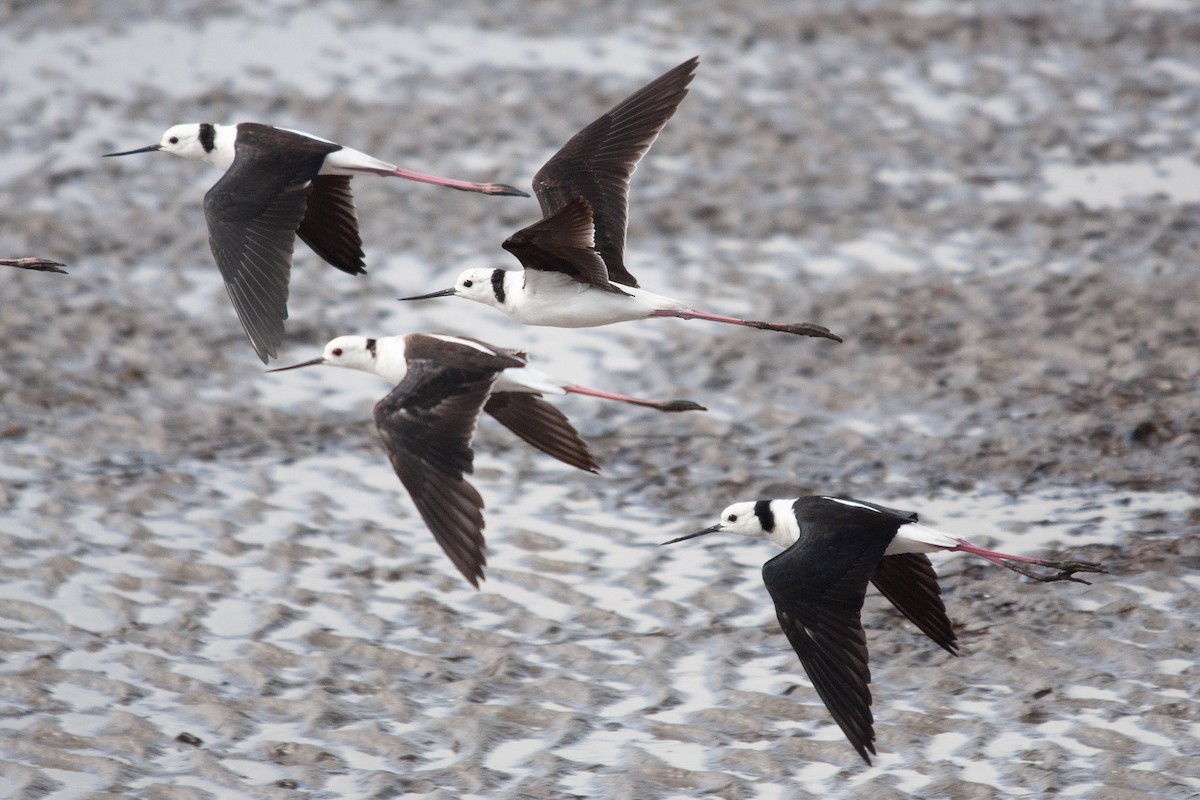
left=762, top=519, right=896, bottom=765
left=296, top=175, right=366, bottom=275
left=502, top=197, right=628, bottom=294
left=483, top=392, right=600, bottom=473
left=530, top=57, right=699, bottom=288
left=373, top=360, right=502, bottom=588
left=871, top=553, right=959, bottom=656
left=204, top=183, right=308, bottom=363
left=815, top=496, right=919, bottom=524
left=810, top=497, right=957, bottom=654
left=202, top=125, right=338, bottom=363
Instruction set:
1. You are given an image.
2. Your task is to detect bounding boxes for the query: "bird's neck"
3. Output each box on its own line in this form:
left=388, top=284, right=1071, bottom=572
left=487, top=269, right=517, bottom=308
left=202, top=124, right=238, bottom=170
left=371, top=339, right=410, bottom=384
left=767, top=499, right=802, bottom=548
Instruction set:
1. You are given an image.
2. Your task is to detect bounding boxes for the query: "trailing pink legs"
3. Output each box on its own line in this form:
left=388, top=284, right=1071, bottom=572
left=952, top=539, right=1108, bottom=584
left=563, top=383, right=706, bottom=413
left=649, top=308, right=842, bottom=341
left=351, top=165, right=526, bottom=196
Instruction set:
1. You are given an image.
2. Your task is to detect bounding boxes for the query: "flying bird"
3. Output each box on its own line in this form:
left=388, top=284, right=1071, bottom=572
left=272, top=333, right=703, bottom=586
left=105, top=122, right=526, bottom=362
left=663, top=495, right=1107, bottom=764
left=401, top=57, right=840, bottom=342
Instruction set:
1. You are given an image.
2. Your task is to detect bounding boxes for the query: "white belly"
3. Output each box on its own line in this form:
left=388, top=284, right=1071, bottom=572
left=511, top=275, right=687, bottom=327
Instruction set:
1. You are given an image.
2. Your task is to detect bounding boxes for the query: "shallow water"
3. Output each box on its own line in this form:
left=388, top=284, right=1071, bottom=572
left=3, top=1, right=1199, bottom=798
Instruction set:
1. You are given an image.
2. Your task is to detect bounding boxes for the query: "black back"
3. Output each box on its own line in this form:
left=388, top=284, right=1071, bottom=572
left=402, top=333, right=525, bottom=372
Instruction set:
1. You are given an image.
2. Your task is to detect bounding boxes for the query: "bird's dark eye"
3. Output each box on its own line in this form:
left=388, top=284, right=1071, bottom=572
left=462, top=280, right=474, bottom=288
left=331, top=348, right=343, bottom=357
left=727, top=514, right=738, bottom=523
left=168, top=136, right=179, bottom=144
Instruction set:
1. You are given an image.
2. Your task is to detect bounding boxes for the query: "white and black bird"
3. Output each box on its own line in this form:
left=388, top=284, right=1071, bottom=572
left=401, top=57, right=840, bottom=342
left=104, top=123, right=527, bottom=363
left=2, top=257, right=67, bottom=274
left=271, top=333, right=703, bottom=586
left=663, top=495, right=1107, bottom=764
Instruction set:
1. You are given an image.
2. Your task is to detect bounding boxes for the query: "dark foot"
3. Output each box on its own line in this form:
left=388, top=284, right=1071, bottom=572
left=2, top=257, right=67, bottom=274
left=459, top=183, right=529, bottom=197
left=654, top=399, right=707, bottom=413
left=750, top=320, right=842, bottom=342
left=1002, top=559, right=1108, bottom=585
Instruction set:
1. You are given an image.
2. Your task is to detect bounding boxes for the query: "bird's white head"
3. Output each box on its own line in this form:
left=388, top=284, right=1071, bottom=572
left=663, top=499, right=799, bottom=549
left=267, top=335, right=407, bottom=383
left=452, top=268, right=502, bottom=305
left=317, top=335, right=380, bottom=372
left=156, top=124, right=212, bottom=160
left=713, top=501, right=769, bottom=538
left=398, top=268, right=505, bottom=309
left=104, top=123, right=230, bottom=168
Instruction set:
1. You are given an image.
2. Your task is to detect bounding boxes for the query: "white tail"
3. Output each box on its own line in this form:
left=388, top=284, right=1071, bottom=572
left=495, top=366, right=568, bottom=395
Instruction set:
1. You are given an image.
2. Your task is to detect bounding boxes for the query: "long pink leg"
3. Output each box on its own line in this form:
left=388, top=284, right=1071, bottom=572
left=564, top=383, right=705, bottom=413
left=953, top=539, right=1108, bottom=584
left=350, top=165, right=527, bottom=196
left=649, top=308, right=842, bottom=342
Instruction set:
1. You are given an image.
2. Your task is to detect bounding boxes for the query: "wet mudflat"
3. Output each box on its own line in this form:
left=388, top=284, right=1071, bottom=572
left=1, top=1, right=1198, bottom=798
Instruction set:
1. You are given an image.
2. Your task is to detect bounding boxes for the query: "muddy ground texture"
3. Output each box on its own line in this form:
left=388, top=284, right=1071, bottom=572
left=0, top=1, right=1198, bottom=798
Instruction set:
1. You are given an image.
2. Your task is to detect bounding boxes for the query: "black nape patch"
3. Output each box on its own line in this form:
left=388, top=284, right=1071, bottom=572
left=199, top=123, right=216, bottom=153
left=491, top=269, right=506, bottom=304
left=754, top=499, right=776, bottom=533
left=365, top=338, right=377, bottom=357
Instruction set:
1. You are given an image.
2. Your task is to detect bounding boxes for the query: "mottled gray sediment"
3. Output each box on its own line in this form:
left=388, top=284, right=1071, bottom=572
left=2, top=1, right=1198, bottom=798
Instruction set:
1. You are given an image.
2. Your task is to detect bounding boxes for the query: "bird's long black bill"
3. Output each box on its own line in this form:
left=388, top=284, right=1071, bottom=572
left=398, top=288, right=456, bottom=301
left=661, top=524, right=723, bottom=546
left=103, top=144, right=163, bottom=157
left=265, top=357, right=325, bottom=373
